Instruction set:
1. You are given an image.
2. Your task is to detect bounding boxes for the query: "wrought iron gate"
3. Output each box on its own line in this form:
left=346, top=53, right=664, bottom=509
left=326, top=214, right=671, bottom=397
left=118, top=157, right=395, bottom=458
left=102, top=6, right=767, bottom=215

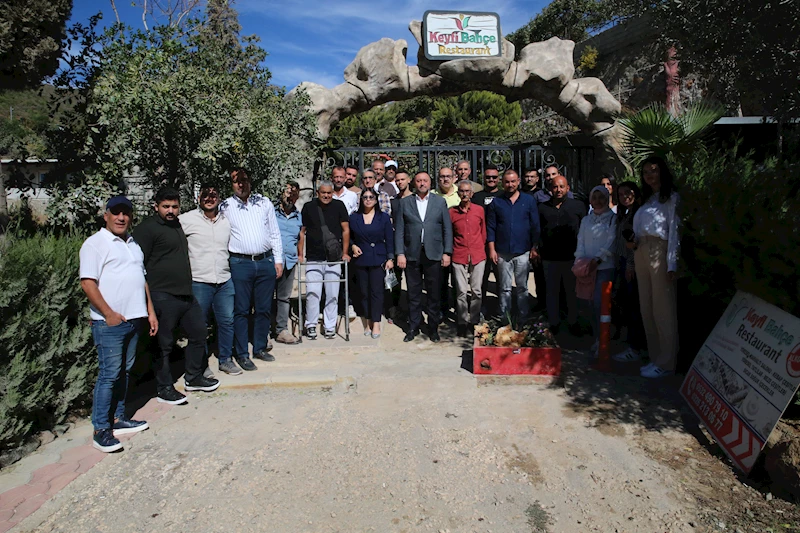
left=316, top=144, right=595, bottom=199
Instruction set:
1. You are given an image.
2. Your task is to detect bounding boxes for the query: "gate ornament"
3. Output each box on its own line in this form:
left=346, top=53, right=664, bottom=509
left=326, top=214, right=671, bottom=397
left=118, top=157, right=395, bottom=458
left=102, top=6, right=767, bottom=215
left=289, top=19, right=623, bottom=166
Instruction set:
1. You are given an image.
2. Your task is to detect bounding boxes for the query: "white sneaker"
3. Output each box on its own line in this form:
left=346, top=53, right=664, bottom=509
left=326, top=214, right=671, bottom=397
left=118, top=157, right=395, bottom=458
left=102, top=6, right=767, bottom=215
left=348, top=305, right=357, bottom=321
left=641, top=365, right=674, bottom=378
left=640, top=362, right=654, bottom=372
left=612, top=348, right=642, bottom=363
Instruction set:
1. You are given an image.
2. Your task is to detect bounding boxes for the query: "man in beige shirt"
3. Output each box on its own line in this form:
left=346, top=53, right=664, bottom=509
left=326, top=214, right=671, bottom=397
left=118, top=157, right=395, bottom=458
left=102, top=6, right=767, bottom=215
left=179, top=184, right=240, bottom=376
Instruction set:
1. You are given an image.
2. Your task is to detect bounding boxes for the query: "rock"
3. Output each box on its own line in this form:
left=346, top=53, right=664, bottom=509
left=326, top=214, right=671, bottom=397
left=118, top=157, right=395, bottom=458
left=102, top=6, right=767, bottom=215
left=53, top=424, right=70, bottom=436
left=764, top=424, right=800, bottom=500
left=39, top=430, right=56, bottom=445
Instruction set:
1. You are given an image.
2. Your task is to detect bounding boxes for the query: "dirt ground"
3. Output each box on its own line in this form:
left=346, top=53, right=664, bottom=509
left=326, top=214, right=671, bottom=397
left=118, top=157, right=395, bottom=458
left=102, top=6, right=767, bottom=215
left=12, top=325, right=800, bottom=533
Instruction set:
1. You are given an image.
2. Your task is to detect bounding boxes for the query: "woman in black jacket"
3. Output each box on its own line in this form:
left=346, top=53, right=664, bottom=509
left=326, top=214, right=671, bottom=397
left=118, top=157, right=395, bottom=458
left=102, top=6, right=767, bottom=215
left=349, top=190, right=395, bottom=338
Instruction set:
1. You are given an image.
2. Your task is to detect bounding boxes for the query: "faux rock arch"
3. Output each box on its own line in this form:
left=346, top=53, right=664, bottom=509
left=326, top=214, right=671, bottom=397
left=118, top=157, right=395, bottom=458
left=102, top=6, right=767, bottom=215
left=289, top=21, right=625, bottom=173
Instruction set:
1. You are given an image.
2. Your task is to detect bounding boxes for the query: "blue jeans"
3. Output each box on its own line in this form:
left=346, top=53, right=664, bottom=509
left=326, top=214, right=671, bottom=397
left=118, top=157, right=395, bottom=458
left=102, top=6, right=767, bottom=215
left=91, top=319, right=143, bottom=431
left=591, top=269, right=616, bottom=342
left=496, top=252, right=531, bottom=322
left=230, top=254, right=276, bottom=358
left=192, top=279, right=235, bottom=363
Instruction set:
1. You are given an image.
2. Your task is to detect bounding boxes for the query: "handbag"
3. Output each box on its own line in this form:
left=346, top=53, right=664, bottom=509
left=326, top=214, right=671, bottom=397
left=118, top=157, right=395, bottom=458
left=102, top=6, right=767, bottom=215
left=317, top=204, right=343, bottom=262
left=384, top=268, right=399, bottom=290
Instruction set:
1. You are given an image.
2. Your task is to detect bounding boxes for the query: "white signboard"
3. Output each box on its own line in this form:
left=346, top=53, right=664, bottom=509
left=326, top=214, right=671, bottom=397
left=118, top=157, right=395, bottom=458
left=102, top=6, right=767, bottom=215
left=680, top=290, right=800, bottom=473
left=422, top=11, right=502, bottom=60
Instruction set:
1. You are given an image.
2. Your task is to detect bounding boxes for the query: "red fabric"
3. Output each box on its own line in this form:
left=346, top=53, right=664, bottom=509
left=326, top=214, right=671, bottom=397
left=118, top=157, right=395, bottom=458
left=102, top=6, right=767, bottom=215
left=572, top=257, right=597, bottom=300
left=449, top=203, right=487, bottom=265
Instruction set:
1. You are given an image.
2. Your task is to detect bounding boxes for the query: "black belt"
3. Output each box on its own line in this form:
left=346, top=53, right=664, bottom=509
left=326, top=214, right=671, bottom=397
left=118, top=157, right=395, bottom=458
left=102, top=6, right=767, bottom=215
left=230, top=250, right=272, bottom=261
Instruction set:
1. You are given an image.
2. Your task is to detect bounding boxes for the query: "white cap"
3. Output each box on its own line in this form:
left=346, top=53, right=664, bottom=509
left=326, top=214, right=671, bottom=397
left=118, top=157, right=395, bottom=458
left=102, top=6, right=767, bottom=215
left=385, top=160, right=398, bottom=169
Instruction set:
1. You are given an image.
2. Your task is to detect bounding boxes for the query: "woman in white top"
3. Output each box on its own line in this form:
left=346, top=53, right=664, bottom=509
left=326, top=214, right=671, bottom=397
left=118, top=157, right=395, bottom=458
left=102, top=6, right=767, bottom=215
left=575, top=185, right=617, bottom=355
left=633, top=156, right=680, bottom=378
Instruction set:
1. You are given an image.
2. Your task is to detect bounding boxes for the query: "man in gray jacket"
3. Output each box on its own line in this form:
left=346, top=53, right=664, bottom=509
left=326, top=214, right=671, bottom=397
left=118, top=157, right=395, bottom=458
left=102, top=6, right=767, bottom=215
left=395, top=172, right=453, bottom=342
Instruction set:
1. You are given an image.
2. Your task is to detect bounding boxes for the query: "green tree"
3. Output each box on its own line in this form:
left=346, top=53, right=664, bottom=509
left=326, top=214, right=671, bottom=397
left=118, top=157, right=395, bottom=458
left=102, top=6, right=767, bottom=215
left=0, top=0, right=73, bottom=90
left=430, top=91, right=522, bottom=141
left=507, top=0, right=618, bottom=53
left=614, top=0, right=800, bottom=123
left=45, top=5, right=317, bottom=223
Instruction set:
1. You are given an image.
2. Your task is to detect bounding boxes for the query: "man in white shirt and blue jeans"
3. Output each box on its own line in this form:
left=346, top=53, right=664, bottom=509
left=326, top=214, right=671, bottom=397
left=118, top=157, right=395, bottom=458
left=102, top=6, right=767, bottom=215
left=79, top=196, right=159, bottom=453
left=220, top=168, right=284, bottom=370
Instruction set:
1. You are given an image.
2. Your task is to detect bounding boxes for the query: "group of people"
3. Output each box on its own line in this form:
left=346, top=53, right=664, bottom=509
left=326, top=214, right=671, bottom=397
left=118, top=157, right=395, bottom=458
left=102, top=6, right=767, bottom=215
left=79, top=156, right=680, bottom=454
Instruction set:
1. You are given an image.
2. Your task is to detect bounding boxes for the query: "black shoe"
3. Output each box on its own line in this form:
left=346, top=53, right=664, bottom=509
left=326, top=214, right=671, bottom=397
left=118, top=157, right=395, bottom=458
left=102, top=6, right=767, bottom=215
left=456, top=324, right=467, bottom=338
left=112, top=418, right=149, bottom=436
left=568, top=322, right=582, bottom=337
left=184, top=376, right=220, bottom=392
left=236, top=357, right=258, bottom=371
left=403, top=330, right=418, bottom=342
left=254, top=350, right=276, bottom=362
left=157, top=387, right=188, bottom=405
left=429, top=328, right=440, bottom=342
left=93, top=429, right=123, bottom=453
left=264, top=341, right=274, bottom=352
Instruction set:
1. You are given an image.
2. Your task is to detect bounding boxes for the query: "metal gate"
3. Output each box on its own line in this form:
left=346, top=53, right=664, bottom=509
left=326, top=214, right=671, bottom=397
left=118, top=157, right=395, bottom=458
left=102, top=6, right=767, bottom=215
left=316, top=144, right=595, bottom=199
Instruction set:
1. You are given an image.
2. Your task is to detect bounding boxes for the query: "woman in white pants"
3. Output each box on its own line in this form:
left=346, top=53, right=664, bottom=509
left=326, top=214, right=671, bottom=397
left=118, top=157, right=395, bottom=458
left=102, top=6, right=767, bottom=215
left=633, top=156, right=680, bottom=378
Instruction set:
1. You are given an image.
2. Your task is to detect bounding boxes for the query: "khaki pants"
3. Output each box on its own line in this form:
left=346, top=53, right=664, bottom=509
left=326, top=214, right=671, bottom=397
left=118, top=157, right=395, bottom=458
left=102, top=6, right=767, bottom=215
left=634, top=237, right=678, bottom=371
left=453, top=261, right=486, bottom=325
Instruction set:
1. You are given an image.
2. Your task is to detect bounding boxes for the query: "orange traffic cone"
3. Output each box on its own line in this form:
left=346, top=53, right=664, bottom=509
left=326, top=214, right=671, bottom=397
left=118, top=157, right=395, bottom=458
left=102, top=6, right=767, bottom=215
left=593, top=280, right=613, bottom=372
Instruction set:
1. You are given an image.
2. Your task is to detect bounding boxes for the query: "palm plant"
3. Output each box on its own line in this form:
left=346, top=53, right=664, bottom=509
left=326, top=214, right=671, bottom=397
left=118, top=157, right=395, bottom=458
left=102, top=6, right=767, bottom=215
left=617, top=101, right=724, bottom=169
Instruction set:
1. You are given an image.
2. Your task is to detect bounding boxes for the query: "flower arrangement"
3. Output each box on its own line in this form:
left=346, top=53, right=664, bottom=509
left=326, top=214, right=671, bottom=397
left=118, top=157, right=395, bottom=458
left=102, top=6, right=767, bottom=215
left=474, top=314, right=558, bottom=348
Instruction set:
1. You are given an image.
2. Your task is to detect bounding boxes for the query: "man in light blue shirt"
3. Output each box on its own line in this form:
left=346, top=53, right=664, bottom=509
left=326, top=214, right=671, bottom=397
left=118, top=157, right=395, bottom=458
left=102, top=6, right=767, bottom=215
left=274, top=181, right=303, bottom=344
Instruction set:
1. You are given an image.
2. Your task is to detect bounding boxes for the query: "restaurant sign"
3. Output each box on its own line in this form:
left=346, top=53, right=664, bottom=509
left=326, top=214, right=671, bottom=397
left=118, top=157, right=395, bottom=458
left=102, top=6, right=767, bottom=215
left=422, top=11, right=502, bottom=60
left=680, top=291, right=800, bottom=473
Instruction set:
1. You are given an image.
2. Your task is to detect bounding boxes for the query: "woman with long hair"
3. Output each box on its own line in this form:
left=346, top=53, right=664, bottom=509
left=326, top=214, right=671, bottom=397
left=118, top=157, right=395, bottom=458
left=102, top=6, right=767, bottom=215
left=611, top=180, right=647, bottom=363
left=634, top=156, right=680, bottom=378
left=349, top=190, right=395, bottom=338
left=600, top=174, right=617, bottom=213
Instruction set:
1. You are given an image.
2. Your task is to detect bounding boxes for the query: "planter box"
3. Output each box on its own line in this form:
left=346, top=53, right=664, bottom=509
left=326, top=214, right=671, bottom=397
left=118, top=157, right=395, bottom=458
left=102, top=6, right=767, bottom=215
left=473, top=341, right=561, bottom=376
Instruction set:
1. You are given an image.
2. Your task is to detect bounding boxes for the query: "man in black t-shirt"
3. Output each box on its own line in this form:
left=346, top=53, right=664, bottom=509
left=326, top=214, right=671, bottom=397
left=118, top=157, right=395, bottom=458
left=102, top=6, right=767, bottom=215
left=531, top=175, right=585, bottom=334
left=298, top=181, right=351, bottom=340
left=470, top=165, right=501, bottom=318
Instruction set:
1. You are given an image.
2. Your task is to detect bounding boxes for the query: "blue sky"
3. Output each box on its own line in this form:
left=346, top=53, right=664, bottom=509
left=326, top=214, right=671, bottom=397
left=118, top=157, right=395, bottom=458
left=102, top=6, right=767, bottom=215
left=69, top=0, right=546, bottom=90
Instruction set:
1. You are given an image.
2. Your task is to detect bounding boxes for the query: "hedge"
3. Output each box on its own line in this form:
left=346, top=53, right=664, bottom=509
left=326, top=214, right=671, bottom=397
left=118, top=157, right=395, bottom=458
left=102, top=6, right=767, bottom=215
left=0, top=232, right=96, bottom=452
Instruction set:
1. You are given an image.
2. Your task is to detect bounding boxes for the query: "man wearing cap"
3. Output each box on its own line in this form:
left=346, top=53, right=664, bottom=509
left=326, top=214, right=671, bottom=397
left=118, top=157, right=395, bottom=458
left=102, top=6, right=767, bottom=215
left=134, top=187, right=220, bottom=405
left=179, top=183, right=239, bottom=376
left=220, top=168, right=284, bottom=371
left=80, top=196, right=158, bottom=453
left=377, top=160, right=400, bottom=198
left=273, top=181, right=303, bottom=344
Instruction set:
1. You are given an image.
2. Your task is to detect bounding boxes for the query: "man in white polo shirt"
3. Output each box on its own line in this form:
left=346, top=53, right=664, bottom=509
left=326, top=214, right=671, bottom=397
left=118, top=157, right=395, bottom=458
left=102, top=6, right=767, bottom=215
left=179, top=183, right=240, bottom=376
left=79, top=195, right=158, bottom=453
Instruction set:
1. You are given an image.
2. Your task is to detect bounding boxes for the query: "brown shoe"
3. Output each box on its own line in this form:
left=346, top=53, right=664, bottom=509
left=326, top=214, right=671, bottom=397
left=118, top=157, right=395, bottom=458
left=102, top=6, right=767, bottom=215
left=276, top=330, right=300, bottom=345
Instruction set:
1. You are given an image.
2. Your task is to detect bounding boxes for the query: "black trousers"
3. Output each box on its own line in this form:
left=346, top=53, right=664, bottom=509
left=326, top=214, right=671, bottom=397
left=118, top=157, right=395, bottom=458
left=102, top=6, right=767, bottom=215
left=406, top=254, right=442, bottom=333
left=355, top=265, right=385, bottom=324
left=151, top=291, right=206, bottom=389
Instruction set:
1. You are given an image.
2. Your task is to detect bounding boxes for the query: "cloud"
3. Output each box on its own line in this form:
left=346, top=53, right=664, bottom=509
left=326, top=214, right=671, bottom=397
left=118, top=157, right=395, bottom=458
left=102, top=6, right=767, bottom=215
left=271, top=66, right=343, bottom=90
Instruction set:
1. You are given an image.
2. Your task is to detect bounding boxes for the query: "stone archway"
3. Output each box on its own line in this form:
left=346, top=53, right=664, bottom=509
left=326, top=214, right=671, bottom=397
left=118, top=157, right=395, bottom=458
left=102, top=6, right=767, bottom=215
left=290, top=20, right=624, bottom=173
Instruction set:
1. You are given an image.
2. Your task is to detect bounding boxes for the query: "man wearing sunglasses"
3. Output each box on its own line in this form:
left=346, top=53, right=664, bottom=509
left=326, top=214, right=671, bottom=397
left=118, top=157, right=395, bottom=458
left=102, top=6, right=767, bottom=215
left=179, top=184, right=239, bottom=376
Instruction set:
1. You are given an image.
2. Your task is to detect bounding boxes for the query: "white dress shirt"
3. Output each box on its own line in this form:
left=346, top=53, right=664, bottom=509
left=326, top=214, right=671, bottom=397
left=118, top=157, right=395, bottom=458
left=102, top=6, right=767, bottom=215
left=633, top=191, right=680, bottom=272
left=416, top=193, right=429, bottom=240
left=79, top=228, right=148, bottom=321
left=220, top=193, right=284, bottom=264
left=179, top=209, right=231, bottom=284
left=333, top=188, right=359, bottom=215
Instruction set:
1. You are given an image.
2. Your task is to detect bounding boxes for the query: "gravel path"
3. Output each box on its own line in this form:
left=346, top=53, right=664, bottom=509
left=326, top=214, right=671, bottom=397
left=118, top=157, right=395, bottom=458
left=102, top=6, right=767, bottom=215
left=16, top=340, right=700, bottom=533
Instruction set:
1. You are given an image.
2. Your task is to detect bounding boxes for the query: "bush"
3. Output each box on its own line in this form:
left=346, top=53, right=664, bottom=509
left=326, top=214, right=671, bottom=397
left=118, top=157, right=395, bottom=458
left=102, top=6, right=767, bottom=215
left=0, top=232, right=95, bottom=453
left=677, top=146, right=800, bottom=316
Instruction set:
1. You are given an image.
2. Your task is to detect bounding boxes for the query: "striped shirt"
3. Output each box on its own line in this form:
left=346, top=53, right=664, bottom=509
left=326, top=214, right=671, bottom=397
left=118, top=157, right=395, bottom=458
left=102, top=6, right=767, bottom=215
left=220, top=193, right=284, bottom=263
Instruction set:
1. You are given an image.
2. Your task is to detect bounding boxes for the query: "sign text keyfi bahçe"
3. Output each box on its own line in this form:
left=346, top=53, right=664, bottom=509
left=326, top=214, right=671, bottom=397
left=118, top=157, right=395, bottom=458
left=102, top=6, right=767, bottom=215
left=422, top=11, right=502, bottom=61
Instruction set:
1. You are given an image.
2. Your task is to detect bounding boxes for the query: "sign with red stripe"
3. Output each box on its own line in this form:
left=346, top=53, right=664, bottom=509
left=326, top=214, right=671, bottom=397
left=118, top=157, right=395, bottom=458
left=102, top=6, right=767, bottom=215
left=680, top=291, right=800, bottom=474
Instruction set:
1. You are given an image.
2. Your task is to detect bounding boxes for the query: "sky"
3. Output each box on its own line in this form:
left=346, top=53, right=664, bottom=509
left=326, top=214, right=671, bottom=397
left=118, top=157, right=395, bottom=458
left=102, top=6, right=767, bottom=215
left=68, top=0, right=546, bottom=90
